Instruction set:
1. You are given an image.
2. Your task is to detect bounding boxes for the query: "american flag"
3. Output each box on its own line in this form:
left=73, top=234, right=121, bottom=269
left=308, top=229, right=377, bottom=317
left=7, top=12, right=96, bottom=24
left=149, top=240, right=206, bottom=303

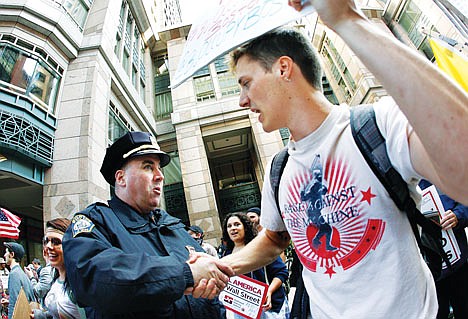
left=0, top=208, right=21, bottom=239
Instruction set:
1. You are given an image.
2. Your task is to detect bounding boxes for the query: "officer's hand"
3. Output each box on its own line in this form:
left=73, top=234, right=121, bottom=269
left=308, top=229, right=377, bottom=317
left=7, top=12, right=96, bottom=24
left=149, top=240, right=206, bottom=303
left=187, top=278, right=222, bottom=299
left=187, top=252, right=234, bottom=277
left=187, top=255, right=233, bottom=298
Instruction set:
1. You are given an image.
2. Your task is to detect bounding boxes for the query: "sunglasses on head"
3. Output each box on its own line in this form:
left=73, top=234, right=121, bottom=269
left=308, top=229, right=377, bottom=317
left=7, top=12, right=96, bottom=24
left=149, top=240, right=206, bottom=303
left=43, top=237, right=62, bottom=246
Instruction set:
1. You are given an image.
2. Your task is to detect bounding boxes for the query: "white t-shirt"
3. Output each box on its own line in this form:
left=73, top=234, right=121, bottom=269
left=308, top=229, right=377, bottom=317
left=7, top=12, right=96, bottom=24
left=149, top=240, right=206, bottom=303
left=44, top=279, right=81, bottom=319
left=261, top=97, right=437, bottom=319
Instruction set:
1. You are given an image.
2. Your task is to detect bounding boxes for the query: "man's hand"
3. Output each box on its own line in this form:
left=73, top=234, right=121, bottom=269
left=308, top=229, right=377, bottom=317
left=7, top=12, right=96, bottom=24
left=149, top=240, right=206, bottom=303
left=440, top=210, right=458, bottom=230
left=288, top=0, right=305, bottom=11
left=288, top=0, right=367, bottom=31
left=185, top=253, right=234, bottom=299
left=24, top=267, right=34, bottom=279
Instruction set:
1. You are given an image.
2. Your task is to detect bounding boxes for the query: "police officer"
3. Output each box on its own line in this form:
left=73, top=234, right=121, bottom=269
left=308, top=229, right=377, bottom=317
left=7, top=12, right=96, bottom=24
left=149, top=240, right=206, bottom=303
left=63, top=131, right=232, bottom=318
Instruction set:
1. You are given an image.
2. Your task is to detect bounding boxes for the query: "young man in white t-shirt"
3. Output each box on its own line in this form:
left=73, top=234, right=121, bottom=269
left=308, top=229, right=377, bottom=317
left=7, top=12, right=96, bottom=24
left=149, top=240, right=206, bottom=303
left=220, top=0, right=468, bottom=318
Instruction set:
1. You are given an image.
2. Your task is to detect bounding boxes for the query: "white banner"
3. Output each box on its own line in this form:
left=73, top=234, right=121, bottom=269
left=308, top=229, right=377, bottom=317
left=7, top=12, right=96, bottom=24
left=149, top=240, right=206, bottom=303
left=172, top=0, right=315, bottom=88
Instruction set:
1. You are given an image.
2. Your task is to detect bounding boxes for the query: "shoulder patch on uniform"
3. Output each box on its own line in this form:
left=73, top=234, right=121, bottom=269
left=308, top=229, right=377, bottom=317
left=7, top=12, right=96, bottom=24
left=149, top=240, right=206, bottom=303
left=71, top=214, right=95, bottom=237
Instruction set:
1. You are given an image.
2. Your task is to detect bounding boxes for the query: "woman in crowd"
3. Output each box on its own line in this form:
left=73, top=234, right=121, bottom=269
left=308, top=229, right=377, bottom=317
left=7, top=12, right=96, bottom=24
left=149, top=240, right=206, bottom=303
left=222, top=212, right=290, bottom=319
left=31, top=218, right=85, bottom=319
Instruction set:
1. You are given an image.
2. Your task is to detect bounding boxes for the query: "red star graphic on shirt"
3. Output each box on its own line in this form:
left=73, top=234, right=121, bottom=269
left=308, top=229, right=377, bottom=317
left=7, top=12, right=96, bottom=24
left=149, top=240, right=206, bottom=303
left=361, top=187, right=376, bottom=205
left=325, top=265, right=336, bottom=278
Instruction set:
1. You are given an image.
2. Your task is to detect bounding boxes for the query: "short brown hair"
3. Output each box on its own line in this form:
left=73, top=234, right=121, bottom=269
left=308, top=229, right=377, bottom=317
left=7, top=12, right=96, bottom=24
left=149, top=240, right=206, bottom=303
left=230, top=26, right=323, bottom=91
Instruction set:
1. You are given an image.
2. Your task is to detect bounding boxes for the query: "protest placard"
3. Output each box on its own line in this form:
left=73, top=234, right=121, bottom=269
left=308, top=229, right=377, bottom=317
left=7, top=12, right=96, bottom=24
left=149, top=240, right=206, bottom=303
left=12, top=288, right=31, bottom=319
left=172, top=0, right=315, bottom=88
left=421, top=185, right=461, bottom=268
left=219, top=274, right=268, bottom=319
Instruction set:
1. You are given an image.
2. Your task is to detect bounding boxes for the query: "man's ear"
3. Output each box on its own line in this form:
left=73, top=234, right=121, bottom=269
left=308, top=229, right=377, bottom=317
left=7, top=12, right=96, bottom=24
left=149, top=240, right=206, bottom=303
left=115, top=169, right=126, bottom=186
left=277, top=56, right=293, bottom=80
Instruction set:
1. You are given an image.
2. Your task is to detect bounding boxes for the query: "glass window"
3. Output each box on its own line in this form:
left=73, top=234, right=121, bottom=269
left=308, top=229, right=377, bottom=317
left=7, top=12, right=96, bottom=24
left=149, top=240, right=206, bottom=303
left=398, top=0, right=437, bottom=60
left=140, top=79, right=145, bottom=102
left=132, top=66, right=137, bottom=87
left=215, top=156, right=256, bottom=189
left=162, top=151, right=188, bottom=224
left=62, top=0, right=90, bottom=29
left=133, top=30, right=139, bottom=64
left=108, top=108, right=128, bottom=143
left=0, top=46, right=31, bottom=89
left=118, top=2, right=125, bottom=35
left=163, top=153, right=182, bottom=185
left=218, top=71, right=239, bottom=97
left=0, top=44, right=60, bottom=112
left=28, top=63, right=60, bottom=107
left=343, top=68, right=356, bottom=93
left=114, top=34, right=122, bottom=57
left=154, top=57, right=172, bottom=120
left=398, top=1, right=421, bottom=34
left=338, top=78, right=351, bottom=101
left=419, top=38, right=434, bottom=61
left=194, top=75, right=215, bottom=102
left=193, top=65, right=210, bottom=77
left=155, top=91, right=172, bottom=120
left=122, top=51, right=129, bottom=72
left=155, top=72, right=170, bottom=92
left=214, top=55, right=229, bottom=72
left=215, top=54, right=239, bottom=97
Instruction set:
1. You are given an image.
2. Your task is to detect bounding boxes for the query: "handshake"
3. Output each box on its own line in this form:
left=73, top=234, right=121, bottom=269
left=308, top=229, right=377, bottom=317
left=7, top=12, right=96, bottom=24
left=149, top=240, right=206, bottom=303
left=185, top=251, right=234, bottom=299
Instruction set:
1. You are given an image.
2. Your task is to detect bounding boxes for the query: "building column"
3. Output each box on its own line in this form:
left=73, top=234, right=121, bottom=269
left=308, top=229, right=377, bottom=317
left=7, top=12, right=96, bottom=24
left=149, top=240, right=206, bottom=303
left=43, top=51, right=111, bottom=221
left=176, top=122, right=222, bottom=245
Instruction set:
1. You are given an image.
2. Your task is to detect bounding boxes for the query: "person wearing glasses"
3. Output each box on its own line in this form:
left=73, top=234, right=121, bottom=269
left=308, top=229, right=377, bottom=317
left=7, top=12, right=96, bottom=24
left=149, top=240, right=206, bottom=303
left=1, top=242, right=36, bottom=319
left=31, top=218, right=86, bottom=319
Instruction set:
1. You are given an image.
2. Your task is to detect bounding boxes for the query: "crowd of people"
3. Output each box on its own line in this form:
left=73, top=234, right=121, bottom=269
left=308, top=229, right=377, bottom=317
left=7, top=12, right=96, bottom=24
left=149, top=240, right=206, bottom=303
left=1, top=0, right=467, bottom=318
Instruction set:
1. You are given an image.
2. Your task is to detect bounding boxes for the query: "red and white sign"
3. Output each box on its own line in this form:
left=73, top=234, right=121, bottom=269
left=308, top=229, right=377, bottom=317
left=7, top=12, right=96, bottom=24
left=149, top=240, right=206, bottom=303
left=219, top=275, right=268, bottom=319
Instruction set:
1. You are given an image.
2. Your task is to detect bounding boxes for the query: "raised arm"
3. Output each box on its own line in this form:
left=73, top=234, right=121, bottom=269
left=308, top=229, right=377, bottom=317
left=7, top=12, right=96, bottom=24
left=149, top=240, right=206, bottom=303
left=296, top=0, right=468, bottom=203
left=29, top=265, right=52, bottom=300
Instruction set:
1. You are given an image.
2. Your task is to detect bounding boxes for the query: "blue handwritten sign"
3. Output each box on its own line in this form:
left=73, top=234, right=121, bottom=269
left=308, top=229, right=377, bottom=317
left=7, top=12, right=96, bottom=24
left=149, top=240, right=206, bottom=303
left=172, top=0, right=315, bottom=88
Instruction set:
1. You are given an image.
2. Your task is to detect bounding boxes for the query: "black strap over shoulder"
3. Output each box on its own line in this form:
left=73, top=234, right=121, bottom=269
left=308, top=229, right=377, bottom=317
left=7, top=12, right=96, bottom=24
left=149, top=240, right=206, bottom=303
left=270, top=146, right=289, bottom=216
left=350, top=105, right=412, bottom=212
left=350, top=105, right=450, bottom=276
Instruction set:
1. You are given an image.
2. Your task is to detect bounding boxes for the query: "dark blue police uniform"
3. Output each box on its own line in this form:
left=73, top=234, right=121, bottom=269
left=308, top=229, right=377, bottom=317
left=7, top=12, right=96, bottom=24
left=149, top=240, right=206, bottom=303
left=63, top=196, right=225, bottom=319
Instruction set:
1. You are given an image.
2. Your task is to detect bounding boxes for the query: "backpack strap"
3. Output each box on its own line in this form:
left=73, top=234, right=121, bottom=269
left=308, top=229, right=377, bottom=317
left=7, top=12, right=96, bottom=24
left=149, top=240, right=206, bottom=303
left=350, top=105, right=450, bottom=273
left=270, top=147, right=289, bottom=216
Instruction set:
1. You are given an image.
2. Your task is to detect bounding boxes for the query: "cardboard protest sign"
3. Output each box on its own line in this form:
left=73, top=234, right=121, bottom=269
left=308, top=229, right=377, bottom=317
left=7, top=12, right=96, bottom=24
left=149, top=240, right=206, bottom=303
left=12, top=287, right=31, bottom=319
left=421, top=185, right=461, bottom=268
left=219, top=275, right=268, bottom=319
left=172, top=0, right=315, bottom=88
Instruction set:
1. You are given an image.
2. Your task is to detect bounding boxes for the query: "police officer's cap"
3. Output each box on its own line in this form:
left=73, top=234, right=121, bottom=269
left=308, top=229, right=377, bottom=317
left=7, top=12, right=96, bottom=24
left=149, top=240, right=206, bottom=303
left=100, top=131, right=171, bottom=185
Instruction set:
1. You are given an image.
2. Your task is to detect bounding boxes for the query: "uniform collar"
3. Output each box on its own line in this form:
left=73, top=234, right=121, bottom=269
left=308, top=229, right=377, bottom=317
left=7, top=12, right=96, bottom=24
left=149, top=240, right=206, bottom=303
left=108, top=196, right=180, bottom=231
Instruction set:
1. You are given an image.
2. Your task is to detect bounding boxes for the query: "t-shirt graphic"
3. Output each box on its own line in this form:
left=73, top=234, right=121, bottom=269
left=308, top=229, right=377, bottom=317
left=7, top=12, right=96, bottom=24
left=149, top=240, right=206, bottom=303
left=283, top=155, right=385, bottom=277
